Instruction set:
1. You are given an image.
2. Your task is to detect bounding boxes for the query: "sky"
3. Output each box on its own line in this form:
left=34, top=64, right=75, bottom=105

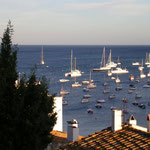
left=0, top=0, right=150, bottom=45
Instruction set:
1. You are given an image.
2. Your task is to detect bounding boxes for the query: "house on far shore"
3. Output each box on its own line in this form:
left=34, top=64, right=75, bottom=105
left=57, top=110, right=150, bottom=150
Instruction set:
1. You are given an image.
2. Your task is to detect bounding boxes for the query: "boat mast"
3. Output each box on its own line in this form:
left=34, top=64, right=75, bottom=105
left=41, top=46, right=44, bottom=65
left=71, top=49, right=73, bottom=72
left=89, top=70, right=92, bottom=83
left=75, top=57, right=76, bottom=70
left=104, top=47, right=105, bottom=67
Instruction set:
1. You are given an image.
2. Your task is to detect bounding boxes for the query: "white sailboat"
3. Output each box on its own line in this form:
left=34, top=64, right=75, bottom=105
left=138, top=59, right=144, bottom=71
left=117, top=56, right=121, bottom=65
left=60, top=86, right=70, bottom=95
left=107, top=69, right=112, bottom=76
left=82, top=70, right=93, bottom=84
left=65, top=50, right=82, bottom=77
left=41, top=46, right=44, bottom=65
left=72, top=77, right=82, bottom=88
left=106, top=49, right=117, bottom=68
left=111, top=67, right=129, bottom=74
left=147, top=68, right=150, bottom=77
left=140, top=68, right=146, bottom=79
left=93, top=47, right=111, bottom=72
left=115, top=74, right=120, bottom=83
left=145, top=52, right=150, bottom=65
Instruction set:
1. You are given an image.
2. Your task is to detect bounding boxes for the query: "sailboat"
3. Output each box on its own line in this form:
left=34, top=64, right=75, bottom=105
left=140, top=68, right=146, bottom=79
left=138, top=59, right=144, bottom=71
left=117, top=56, right=121, bottom=65
left=145, top=52, right=150, bottom=65
left=147, top=68, right=150, bottom=77
left=65, top=50, right=82, bottom=77
left=60, top=86, right=70, bottom=95
left=72, top=77, right=82, bottom=88
left=82, top=70, right=93, bottom=84
left=115, top=74, right=120, bottom=83
left=106, top=49, right=117, bottom=68
left=41, top=46, right=44, bottom=65
left=93, top=47, right=111, bottom=72
left=139, top=60, right=146, bottom=79
left=103, top=75, right=108, bottom=86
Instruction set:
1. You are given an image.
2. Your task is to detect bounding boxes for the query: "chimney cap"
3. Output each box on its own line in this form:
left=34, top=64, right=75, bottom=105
left=147, top=114, right=150, bottom=121
left=67, top=119, right=78, bottom=124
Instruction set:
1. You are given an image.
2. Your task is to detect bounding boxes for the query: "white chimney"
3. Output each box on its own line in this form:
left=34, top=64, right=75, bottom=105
left=112, top=109, right=122, bottom=132
left=147, top=114, right=150, bottom=132
left=53, top=96, right=63, bottom=132
left=67, top=119, right=79, bottom=142
left=129, top=114, right=137, bottom=125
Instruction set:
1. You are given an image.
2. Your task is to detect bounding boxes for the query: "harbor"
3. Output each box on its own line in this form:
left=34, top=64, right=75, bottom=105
left=17, top=45, right=150, bottom=137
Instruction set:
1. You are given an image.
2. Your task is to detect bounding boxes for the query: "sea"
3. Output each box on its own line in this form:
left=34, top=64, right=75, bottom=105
left=17, top=45, right=150, bottom=137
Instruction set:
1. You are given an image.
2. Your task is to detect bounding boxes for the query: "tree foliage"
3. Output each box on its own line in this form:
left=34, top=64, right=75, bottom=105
left=0, top=21, right=56, bottom=150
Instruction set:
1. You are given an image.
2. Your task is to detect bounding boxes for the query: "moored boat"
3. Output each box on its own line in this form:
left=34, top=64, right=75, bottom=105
left=129, top=74, right=134, bottom=81
left=81, top=99, right=89, bottom=103
left=96, top=99, right=106, bottom=103
left=95, top=104, right=102, bottom=108
left=111, top=67, right=129, bottom=74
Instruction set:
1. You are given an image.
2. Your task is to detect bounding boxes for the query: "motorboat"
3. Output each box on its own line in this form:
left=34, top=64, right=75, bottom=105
left=102, top=89, right=110, bottom=94
left=59, top=79, right=70, bottom=83
left=135, top=93, right=142, bottom=99
left=81, top=99, right=89, bottom=103
left=132, top=62, right=140, bottom=66
left=143, top=84, right=150, bottom=88
left=110, top=106, right=116, bottom=110
left=115, top=85, right=123, bottom=91
left=63, top=100, right=68, bottom=105
left=129, top=74, right=134, bottom=81
left=132, top=101, right=138, bottom=105
left=96, top=99, right=106, bottom=103
left=95, top=104, right=102, bottom=108
left=128, top=89, right=133, bottom=94
left=111, top=76, right=115, bottom=80
left=87, top=109, right=94, bottom=114
left=147, top=78, right=150, bottom=85
left=136, top=76, right=140, bottom=83
left=83, top=88, right=90, bottom=92
left=111, top=67, right=129, bottom=74
left=83, top=94, right=91, bottom=98
left=108, top=94, right=116, bottom=99
left=138, top=103, right=146, bottom=109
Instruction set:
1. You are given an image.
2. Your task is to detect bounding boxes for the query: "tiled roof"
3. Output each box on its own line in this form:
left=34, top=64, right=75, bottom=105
left=58, top=125, right=150, bottom=150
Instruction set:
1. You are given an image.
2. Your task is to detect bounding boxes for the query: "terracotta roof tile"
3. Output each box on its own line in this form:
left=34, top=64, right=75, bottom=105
left=58, top=126, right=150, bottom=150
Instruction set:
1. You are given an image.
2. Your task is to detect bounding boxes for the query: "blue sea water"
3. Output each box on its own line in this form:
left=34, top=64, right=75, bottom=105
left=17, top=45, right=150, bottom=136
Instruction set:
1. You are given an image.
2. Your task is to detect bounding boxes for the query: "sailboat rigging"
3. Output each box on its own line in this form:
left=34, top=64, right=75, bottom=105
left=41, top=46, right=44, bottom=65
left=93, top=47, right=111, bottom=72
